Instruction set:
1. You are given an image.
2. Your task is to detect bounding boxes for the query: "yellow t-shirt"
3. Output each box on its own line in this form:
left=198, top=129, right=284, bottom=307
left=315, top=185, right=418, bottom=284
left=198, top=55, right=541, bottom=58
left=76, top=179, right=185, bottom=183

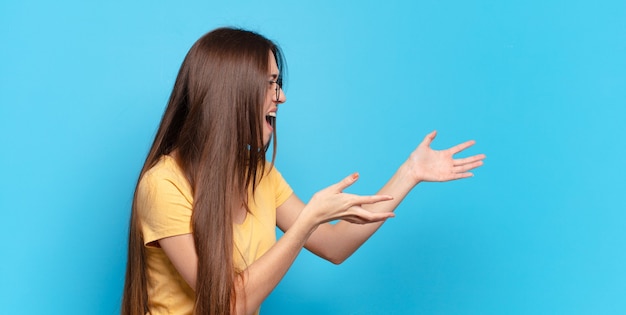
left=136, top=155, right=293, bottom=315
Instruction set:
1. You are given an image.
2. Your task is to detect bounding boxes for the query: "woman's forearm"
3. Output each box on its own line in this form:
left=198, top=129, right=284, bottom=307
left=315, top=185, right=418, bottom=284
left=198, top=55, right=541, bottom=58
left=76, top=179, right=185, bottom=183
left=308, top=162, right=418, bottom=264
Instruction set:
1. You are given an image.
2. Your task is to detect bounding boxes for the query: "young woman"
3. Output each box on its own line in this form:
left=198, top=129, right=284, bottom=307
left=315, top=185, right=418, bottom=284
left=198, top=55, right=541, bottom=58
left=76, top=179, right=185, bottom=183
left=121, top=27, right=485, bottom=315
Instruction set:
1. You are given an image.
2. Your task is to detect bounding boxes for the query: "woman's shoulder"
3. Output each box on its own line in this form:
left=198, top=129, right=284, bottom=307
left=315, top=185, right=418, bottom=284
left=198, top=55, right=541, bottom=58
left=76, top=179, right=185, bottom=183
left=260, top=163, right=291, bottom=190
left=261, top=162, right=283, bottom=180
left=140, top=155, right=190, bottom=193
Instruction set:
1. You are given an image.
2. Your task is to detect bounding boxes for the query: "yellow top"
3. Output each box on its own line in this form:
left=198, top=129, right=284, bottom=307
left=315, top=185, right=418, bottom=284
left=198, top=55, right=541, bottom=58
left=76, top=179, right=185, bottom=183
left=136, top=155, right=293, bottom=315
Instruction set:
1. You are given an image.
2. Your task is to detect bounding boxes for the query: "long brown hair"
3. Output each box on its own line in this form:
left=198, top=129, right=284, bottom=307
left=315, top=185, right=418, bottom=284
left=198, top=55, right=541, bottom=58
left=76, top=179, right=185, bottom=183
left=121, top=27, right=285, bottom=315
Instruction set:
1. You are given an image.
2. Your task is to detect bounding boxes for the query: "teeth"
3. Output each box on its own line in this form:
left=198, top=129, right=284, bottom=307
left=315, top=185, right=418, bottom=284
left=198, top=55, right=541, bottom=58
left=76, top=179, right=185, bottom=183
left=267, top=112, right=276, bottom=118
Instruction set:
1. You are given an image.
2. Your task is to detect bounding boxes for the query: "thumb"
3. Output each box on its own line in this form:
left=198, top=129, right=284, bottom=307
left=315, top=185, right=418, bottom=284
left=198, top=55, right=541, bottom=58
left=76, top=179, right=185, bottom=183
left=420, top=130, right=437, bottom=148
left=332, top=172, right=359, bottom=193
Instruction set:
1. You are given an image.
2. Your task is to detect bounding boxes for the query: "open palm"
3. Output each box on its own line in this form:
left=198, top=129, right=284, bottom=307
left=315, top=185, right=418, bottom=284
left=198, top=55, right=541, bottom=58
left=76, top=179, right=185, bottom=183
left=408, top=130, right=486, bottom=182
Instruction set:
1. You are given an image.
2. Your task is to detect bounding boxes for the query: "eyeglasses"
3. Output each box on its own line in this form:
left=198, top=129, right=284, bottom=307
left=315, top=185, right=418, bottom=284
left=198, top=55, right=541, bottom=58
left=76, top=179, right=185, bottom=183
left=269, top=80, right=282, bottom=101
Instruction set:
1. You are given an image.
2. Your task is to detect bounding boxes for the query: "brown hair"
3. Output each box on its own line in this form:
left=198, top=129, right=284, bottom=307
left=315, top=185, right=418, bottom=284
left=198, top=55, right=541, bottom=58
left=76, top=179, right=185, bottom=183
left=121, top=27, right=285, bottom=315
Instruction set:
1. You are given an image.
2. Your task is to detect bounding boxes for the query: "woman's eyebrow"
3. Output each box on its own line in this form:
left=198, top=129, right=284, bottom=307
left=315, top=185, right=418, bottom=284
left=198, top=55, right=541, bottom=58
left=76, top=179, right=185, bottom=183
left=269, top=73, right=279, bottom=80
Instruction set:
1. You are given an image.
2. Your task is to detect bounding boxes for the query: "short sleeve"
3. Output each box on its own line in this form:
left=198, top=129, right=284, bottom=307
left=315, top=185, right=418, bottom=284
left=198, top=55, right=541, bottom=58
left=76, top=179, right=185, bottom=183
left=268, top=167, right=293, bottom=207
left=136, top=163, right=194, bottom=245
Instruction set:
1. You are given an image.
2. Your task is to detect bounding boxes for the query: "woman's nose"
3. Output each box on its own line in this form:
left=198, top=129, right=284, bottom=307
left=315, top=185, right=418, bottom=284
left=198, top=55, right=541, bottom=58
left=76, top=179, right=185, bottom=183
left=276, top=87, right=286, bottom=103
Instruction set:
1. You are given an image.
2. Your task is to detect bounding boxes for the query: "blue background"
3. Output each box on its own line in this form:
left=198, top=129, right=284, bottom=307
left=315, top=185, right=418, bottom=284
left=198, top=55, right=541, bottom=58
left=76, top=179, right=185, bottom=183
left=2, top=1, right=625, bottom=314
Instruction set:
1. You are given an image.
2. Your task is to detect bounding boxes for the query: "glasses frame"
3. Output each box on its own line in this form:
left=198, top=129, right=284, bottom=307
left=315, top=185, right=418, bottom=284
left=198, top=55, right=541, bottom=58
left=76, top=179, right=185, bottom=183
left=269, top=80, right=281, bottom=101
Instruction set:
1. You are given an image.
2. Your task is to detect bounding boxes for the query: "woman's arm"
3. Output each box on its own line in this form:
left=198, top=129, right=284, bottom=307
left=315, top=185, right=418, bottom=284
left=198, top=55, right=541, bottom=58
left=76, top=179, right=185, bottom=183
left=159, top=175, right=395, bottom=315
left=159, top=220, right=314, bottom=315
left=276, top=131, right=486, bottom=264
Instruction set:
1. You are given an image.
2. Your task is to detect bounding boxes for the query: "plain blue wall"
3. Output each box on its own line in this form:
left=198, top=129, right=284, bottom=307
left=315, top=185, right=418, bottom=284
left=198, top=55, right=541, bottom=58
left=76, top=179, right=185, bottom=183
left=1, top=1, right=625, bottom=314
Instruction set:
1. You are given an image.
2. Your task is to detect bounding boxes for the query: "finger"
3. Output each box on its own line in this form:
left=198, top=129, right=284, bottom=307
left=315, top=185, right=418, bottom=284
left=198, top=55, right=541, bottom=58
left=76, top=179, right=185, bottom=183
left=348, top=194, right=394, bottom=206
left=452, top=172, right=475, bottom=180
left=341, top=207, right=395, bottom=224
left=448, top=140, right=476, bottom=155
left=419, top=130, right=437, bottom=148
left=413, top=130, right=436, bottom=152
left=453, top=160, right=484, bottom=173
left=331, top=173, right=360, bottom=193
left=453, top=154, right=486, bottom=166
left=343, top=215, right=394, bottom=225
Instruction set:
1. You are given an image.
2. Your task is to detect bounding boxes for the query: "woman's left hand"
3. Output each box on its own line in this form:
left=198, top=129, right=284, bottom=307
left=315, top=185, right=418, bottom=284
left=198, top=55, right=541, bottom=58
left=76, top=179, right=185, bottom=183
left=406, top=130, right=486, bottom=183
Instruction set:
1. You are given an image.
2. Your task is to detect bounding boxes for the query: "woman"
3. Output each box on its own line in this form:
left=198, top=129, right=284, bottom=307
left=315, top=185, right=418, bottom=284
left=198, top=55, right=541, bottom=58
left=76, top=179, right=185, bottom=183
left=121, top=27, right=485, bottom=315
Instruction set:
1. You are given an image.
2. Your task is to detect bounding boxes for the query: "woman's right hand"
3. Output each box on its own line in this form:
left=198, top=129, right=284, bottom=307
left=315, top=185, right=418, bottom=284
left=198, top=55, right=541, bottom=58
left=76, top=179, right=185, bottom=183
left=301, top=173, right=395, bottom=226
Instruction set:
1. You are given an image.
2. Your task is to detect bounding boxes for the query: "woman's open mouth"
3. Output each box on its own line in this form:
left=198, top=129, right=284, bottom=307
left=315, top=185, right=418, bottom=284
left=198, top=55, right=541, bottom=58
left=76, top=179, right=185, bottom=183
left=265, top=112, right=276, bottom=128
